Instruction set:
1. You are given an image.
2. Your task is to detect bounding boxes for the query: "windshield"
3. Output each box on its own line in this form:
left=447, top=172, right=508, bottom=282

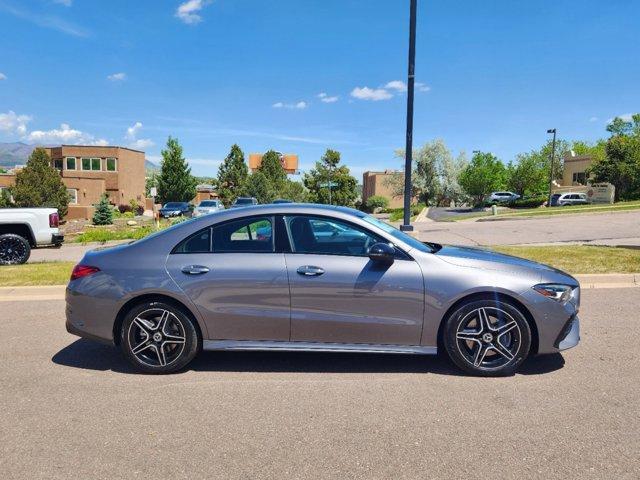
left=199, top=201, right=218, bottom=207
left=362, top=215, right=434, bottom=253
left=164, top=202, right=184, bottom=208
left=235, top=198, right=254, bottom=205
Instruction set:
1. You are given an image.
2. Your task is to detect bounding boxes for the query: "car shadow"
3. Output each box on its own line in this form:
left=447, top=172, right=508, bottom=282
left=52, top=339, right=565, bottom=377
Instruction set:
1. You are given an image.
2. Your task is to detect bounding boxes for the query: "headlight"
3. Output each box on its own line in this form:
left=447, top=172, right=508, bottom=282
left=533, top=283, right=573, bottom=303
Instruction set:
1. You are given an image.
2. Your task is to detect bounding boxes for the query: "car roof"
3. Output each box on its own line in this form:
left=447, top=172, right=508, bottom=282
left=219, top=203, right=366, bottom=217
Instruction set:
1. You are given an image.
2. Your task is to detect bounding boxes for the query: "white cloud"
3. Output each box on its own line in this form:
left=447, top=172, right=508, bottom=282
left=589, top=116, right=598, bottom=122
left=384, top=80, right=407, bottom=92
left=26, top=123, right=107, bottom=145
left=0, top=2, right=87, bottom=36
left=317, top=92, right=339, bottom=103
left=124, top=121, right=154, bottom=150
left=416, top=82, right=431, bottom=92
left=272, top=101, right=308, bottom=110
left=0, top=73, right=6, bottom=81
left=350, top=86, right=393, bottom=101
left=175, top=0, right=211, bottom=24
left=53, top=0, right=73, bottom=6
left=107, top=72, right=126, bottom=82
left=0, top=111, right=32, bottom=136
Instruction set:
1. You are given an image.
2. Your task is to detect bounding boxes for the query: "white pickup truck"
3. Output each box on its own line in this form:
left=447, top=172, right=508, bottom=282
left=0, top=208, right=64, bottom=265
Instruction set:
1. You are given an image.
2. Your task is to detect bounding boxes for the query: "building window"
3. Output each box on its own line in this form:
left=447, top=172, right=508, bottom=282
left=106, top=157, right=117, bottom=171
left=572, top=172, right=587, bottom=185
left=91, top=158, right=101, bottom=171
left=66, top=157, right=76, bottom=170
left=54, top=158, right=63, bottom=170
left=81, top=158, right=91, bottom=170
left=67, top=188, right=78, bottom=204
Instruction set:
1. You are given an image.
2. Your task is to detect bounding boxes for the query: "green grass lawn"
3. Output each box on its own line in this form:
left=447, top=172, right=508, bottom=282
left=492, top=245, right=640, bottom=274
left=440, top=200, right=640, bottom=222
left=0, top=261, right=75, bottom=287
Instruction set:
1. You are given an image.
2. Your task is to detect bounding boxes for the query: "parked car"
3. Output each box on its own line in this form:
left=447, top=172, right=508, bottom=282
left=0, top=207, right=63, bottom=265
left=230, top=197, right=258, bottom=208
left=488, top=191, right=521, bottom=203
left=159, top=202, right=192, bottom=218
left=193, top=200, right=224, bottom=217
left=272, top=199, right=292, bottom=204
left=67, top=204, right=580, bottom=376
left=550, top=193, right=590, bottom=207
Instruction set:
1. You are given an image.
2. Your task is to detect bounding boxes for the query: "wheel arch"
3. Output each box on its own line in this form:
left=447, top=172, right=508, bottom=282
left=113, top=293, right=204, bottom=348
left=436, top=291, right=539, bottom=355
left=0, top=224, right=36, bottom=246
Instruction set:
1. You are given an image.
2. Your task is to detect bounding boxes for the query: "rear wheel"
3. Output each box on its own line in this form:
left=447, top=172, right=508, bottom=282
left=120, top=301, right=199, bottom=374
left=0, top=233, right=31, bottom=265
left=443, top=298, right=531, bottom=376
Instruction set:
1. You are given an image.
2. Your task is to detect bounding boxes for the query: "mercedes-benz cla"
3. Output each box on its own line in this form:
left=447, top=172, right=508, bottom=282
left=66, top=204, right=580, bottom=376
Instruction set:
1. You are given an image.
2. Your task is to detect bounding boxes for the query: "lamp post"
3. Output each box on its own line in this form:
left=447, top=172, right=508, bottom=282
left=547, top=128, right=557, bottom=206
left=400, top=0, right=418, bottom=232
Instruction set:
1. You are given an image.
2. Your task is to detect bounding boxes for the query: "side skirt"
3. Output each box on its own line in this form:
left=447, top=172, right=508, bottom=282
left=202, top=340, right=437, bottom=355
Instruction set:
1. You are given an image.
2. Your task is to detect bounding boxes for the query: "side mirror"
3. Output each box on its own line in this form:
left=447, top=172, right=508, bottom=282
left=368, top=242, right=395, bottom=264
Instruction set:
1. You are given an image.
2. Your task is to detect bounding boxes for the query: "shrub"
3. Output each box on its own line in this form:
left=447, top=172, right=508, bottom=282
left=118, top=204, right=132, bottom=214
left=93, top=195, right=114, bottom=225
left=365, top=195, right=389, bottom=212
left=507, top=195, right=547, bottom=209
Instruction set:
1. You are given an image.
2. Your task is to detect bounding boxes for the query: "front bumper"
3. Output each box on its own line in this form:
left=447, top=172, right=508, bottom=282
left=554, top=315, right=580, bottom=351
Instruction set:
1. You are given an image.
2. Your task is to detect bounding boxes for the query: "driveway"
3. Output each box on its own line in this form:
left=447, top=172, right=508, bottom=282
left=415, top=210, right=640, bottom=246
left=29, top=240, right=129, bottom=263
left=1, top=289, right=638, bottom=479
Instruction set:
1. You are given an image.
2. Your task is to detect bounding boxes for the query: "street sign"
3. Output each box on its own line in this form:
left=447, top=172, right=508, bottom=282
left=319, top=182, right=338, bottom=188
left=150, top=187, right=157, bottom=197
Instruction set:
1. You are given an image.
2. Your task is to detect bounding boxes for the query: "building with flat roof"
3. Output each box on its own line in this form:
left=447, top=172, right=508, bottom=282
left=362, top=170, right=405, bottom=209
left=249, top=152, right=299, bottom=174
left=0, top=145, right=146, bottom=219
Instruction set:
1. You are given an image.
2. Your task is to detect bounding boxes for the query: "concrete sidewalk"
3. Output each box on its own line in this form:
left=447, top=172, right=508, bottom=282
left=0, top=273, right=637, bottom=302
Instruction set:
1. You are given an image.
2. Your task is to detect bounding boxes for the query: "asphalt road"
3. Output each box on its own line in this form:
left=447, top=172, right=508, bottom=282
left=1, top=290, right=639, bottom=479
left=415, top=210, right=640, bottom=247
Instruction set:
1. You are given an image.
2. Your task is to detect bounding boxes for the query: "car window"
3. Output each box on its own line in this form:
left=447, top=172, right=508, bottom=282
left=285, top=215, right=381, bottom=257
left=173, top=228, right=212, bottom=254
left=212, top=217, right=273, bottom=253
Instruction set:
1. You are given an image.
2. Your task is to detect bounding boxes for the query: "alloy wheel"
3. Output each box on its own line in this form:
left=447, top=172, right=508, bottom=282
left=127, top=308, right=186, bottom=367
left=0, top=236, right=29, bottom=264
left=455, top=307, right=522, bottom=370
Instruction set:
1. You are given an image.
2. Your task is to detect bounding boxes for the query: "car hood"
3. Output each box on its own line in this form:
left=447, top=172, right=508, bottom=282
left=433, top=245, right=577, bottom=284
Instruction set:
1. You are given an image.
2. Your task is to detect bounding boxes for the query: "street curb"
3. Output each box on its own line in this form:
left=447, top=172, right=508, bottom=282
left=0, top=274, right=638, bottom=302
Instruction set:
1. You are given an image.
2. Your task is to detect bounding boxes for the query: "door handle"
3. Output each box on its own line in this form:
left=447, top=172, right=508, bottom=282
left=181, top=265, right=210, bottom=275
left=297, top=265, right=325, bottom=276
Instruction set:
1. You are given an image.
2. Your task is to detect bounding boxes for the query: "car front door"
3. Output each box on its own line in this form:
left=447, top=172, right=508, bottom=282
left=283, top=215, right=424, bottom=346
left=166, top=215, right=290, bottom=341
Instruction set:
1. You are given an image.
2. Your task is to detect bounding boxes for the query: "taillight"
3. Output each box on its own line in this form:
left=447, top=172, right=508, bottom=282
left=49, top=212, right=59, bottom=228
left=70, top=264, right=100, bottom=281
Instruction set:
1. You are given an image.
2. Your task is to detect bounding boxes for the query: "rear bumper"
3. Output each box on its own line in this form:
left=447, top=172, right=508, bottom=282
left=51, top=233, right=64, bottom=245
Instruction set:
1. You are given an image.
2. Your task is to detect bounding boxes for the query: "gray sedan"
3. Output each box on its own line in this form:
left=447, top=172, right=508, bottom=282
left=66, top=204, right=580, bottom=376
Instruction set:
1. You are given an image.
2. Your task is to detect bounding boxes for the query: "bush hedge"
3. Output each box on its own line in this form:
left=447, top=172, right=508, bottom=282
left=507, top=195, right=546, bottom=208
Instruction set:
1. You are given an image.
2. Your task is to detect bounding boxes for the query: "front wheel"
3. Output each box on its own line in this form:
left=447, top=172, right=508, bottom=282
left=120, top=301, right=200, bottom=374
left=0, top=233, right=31, bottom=265
left=443, top=299, right=531, bottom=376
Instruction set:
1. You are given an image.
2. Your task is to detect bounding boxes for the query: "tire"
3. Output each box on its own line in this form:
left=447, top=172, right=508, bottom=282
left=443, top=298, right=531, bottom=377
left=120, top=301, right=200, bottom=374
left=0, top=233, right=31, bottom=265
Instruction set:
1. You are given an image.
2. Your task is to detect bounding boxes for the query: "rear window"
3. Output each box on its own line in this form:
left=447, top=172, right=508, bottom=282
left=164, top=202, right=184, bottom=208
left=199, top=201, right=218, bottom=207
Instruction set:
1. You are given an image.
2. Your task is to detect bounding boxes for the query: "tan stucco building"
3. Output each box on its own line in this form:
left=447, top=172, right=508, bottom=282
left=551, top=153, right=615, bottom=203
left=362, top=170, right=404, bottom=208
left=249, top=152, right=299, bottom=174
left=0, top=145, right=146, bottom=219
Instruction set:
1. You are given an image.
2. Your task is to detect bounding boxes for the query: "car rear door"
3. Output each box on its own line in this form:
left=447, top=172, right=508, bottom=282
left=282, top=215, right=424, bottom=346
left=165, top=215, right=290, bottom=341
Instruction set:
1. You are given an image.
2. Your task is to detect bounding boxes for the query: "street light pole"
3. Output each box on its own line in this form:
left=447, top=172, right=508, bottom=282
left=401, top=0, right=418, bottom=232
left=547, top=128, right=557, bottom=206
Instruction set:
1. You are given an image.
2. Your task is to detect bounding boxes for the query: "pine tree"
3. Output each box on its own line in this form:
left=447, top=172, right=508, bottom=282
left=216, top=144, right=248, bottom=206
left=156, top=137, right=197, bottom=204
left=258, top=150, right=287, bottom=188
left=243, top=171, right=272, bottom=204
left=92, top=194, right=114, bottom=225
left=12, top=147, right=69, bottom=217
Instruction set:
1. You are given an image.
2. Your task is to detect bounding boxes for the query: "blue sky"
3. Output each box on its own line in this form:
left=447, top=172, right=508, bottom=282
left=0, top=0, right=638, bottom=180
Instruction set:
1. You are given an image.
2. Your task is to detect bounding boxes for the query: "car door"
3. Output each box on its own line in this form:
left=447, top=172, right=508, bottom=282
left=165, top=215, right=290, bottom=341
left=283, top=215, right=424, bottom=346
